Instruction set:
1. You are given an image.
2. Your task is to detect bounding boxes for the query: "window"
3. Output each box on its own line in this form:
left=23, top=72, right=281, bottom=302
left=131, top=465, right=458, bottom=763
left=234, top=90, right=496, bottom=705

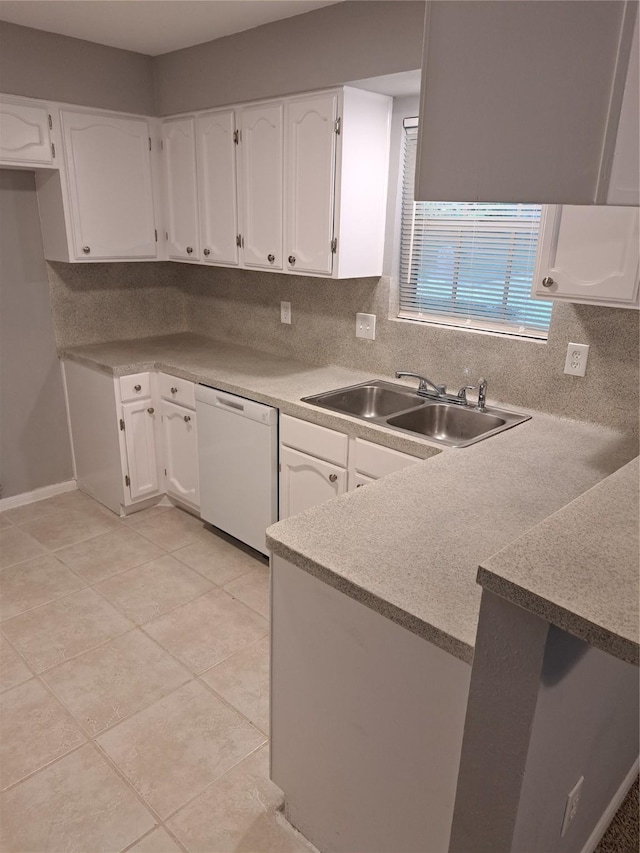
left=399, top=119, right=553, bottom=338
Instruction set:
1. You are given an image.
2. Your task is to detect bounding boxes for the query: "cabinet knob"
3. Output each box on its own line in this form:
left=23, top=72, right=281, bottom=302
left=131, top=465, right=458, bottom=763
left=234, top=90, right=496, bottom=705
left=203, top=248, right=211, bottom=257
left=541, top=276, right=555, bottom=288
left=356, top=483, right=364, bottom=488
left=147, top=407, right=154, bottom=414
left=186, top=246, right=194, bottom=254
left=183, top=415, right=191, bottom=423
left=82, top=246, right=90, bottom=254
left=267, top=254, right=275, bottom=263
left=329, top=473, right=338, bottom=483
left=288, top=255, right=296, bottom=266
left=134, top=384, right=142, bottom=392
left=171, top=387, right=178, bottom=394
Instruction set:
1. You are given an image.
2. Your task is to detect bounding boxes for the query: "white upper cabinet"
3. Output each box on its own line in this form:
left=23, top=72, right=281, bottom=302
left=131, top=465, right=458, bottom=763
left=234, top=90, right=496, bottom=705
left=196, top=109, right=239, bottom=266
left=60, top=111, right=157, bottom=260
left=416, top=1, right=639, bottom=205
left=285, top=92, right=338, bottom=276
left=162, top=116, right=199, bottom=261
left=0, top=97, right=53, bottom=166
left=237, top=101, right=284, bottom=270
left=533, top=206, right=639, bottom=308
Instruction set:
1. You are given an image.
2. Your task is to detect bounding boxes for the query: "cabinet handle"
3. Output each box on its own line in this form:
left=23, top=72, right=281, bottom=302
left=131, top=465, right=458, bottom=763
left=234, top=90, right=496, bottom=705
left=171, top=387, right=178, bottom=394
left=267, top=254, right=275, bottom=263
left=147, top=407, right=154, bottom=414
left=356, top=483, right=364, bottom=488
left=186, top=246, right=194, bottom=254
left=134, top=384, right=142, bottom=392
left=183, top=415, right=191, bottom=423
left=541, top=276, right=555, bottom=288
left=329, top=473, right=338, bottom=483
left=82, top=246, right=90, bottom=254
left=203, top=248, right=211, bottom=257
left=288, top=255, right=296, bottom=266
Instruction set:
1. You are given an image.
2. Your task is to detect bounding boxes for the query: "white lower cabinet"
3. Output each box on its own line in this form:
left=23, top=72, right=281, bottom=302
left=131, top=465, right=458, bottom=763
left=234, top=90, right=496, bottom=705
left=121, top=398, right=160, bottom=501
left=279, top=415, right=421, bottom=520
left=160, top=399, right=199, bottom=509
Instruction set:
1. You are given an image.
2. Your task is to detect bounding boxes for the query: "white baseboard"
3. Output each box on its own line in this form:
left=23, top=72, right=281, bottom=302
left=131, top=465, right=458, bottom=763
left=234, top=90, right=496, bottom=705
left=0, top=480, right=77, bottom=512
left=580, top=757, right=639, bottom=853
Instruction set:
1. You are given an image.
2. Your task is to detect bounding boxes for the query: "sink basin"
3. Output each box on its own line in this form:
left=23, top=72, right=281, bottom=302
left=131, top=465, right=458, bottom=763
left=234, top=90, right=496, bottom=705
left=302, top=380, right=530, bottom=447
left=302, top=381, right=423, bottom=419
left=387, top=404, right=507, bottom=446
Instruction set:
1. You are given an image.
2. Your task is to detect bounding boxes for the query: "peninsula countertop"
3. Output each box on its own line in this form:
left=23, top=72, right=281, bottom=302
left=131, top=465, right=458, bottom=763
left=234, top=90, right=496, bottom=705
left=61, top=332, right=638, bottom=665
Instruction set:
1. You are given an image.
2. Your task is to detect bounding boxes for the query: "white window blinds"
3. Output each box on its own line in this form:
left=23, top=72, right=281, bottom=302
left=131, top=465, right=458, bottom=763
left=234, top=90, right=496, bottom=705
left=400, top=121, right=552, bottom=338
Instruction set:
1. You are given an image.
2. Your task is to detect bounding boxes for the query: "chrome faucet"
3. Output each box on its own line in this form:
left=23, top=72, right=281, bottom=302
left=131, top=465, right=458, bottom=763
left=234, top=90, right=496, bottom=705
left=396, top=371, right=488, bottom=410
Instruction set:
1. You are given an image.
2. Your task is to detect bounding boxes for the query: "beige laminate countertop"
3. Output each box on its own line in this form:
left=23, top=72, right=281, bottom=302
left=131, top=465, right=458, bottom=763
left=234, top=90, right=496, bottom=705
left=61, top=332, right=639, bottom=665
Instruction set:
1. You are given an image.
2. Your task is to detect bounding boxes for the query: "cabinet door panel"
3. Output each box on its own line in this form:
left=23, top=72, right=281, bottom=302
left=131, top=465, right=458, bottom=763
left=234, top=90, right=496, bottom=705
left=162, top=117, right=199, bottom=261
left=197, top=110, right=239, bottom=265
left=534, top=206, right=639, bottom=306
left=161, top=400, right=200, bottom=507
left=280, top=446, right=346, bottom=520
left=285, top=93, right=337, bottom=275
left=61, top=111, right=156, bottom=259
left=122, top=400, right=159, bottom=502
left=239, top=103, right=283, bottom=270
left=0, top=100, right=52, bottom=165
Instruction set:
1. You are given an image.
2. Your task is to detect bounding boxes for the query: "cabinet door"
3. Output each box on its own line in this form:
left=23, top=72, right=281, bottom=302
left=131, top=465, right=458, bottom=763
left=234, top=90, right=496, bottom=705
left=285, top=93, right=337, bottom=275
left=61, top=111, right=156, bottom=259
left=534, top=206, right=639, bottom=307
left=0, top=99, right=52, bottom=165
left=161, top=400, right=199, bottom=508
left=162, top=117, right=199, bottom=261
left=122, top=400, right=160, bottom=502
left=238, top=102, right=283, bottom=270
left=197, top=110, right=239, bottom=265
left=280, top=446, right=346, bottom=520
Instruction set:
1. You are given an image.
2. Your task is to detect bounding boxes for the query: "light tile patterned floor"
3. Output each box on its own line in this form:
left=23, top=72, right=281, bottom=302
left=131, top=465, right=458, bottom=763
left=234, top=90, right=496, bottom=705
left=0, top=491, right=311, bottom=853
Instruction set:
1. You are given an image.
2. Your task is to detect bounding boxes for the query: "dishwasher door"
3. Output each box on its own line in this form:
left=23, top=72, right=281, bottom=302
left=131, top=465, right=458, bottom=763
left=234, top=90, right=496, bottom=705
left=195, top=385, right=278, bottom=556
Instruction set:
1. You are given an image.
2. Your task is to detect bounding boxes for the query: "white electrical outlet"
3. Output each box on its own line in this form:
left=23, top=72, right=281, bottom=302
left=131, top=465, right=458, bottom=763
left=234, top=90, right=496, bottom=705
left=561, top=776, right=584, bottom=837
left=564, top=342, right=590, bottom=377
left=281, top=301, right=291, bottom=324
left=356, top=312, right=376, bottom=340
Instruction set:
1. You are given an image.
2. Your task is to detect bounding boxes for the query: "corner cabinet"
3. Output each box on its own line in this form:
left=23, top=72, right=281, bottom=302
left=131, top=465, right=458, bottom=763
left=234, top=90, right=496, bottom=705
left=161, top=116, right=200, bottom=261
left=533, top=206, right=640, bottom=308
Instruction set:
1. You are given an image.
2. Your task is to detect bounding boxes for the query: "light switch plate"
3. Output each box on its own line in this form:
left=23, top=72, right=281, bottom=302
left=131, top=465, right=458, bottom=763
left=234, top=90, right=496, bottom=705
left=564, top=342, right=589, bottom=377
left=356, top=312, right=376, bottom=340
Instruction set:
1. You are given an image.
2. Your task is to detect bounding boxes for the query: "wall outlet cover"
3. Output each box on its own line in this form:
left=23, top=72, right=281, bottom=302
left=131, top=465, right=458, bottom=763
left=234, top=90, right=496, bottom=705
left=356, top=312, right=376, bottom=340
left=564, top=342, right=589, bottom=377
left=561, top=775, right=584, bottom=837
left=281, top=301, right=291, bottom=324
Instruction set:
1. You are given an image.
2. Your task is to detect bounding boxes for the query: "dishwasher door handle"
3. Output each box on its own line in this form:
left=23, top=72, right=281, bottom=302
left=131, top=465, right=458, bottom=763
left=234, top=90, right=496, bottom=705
left=216, top=396, right=244, bottom=411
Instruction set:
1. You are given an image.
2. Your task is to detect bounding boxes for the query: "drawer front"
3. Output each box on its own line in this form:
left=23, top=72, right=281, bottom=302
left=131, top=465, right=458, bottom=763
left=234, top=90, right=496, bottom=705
left=158, top=372, right=196, bottom=410
left=354, top=438, right=420, bottom=480
left=120, top=372, right=151, bottom=402
left=281, top=414, right=348, bottom=467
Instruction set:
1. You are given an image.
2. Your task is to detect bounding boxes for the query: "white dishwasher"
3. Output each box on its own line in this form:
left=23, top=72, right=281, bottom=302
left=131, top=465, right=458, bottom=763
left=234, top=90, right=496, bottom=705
left=195, top=385, right=278, bottom=556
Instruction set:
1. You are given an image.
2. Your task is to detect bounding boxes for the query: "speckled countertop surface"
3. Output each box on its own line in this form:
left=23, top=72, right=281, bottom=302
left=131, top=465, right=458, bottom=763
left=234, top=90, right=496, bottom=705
left=478, top=458, right=639, bottom=666
left=62, top=332, right=638, bottom=665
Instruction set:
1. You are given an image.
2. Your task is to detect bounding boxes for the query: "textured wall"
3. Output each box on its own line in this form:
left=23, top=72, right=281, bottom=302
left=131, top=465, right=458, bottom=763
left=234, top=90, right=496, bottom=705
left=153, top=1, right=426, bottom=115
left=0, top=171, right=73, bottom=498
left=181, top=266, right=639, bottom=434
left=47, top=262, right=187, bottom=348
left=0, top=21, right=156, bottom=115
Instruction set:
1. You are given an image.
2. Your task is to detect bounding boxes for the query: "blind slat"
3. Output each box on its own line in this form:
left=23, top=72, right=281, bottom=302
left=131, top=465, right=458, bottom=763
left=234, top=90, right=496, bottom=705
left=399, top=123, right=552, bottom=338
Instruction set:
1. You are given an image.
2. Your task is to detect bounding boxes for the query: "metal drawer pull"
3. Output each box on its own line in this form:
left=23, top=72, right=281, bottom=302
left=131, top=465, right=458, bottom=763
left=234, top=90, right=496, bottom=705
left=203, top=248, right=211, bottom=256
left=134, top=384, right=142, bottom=392
left=329, top=473, right=338, bottom=482
left=186, top=246, right=194, bottom=254
left=541, top=276, right=555, bottom=288
left=288, top=255, right=296, bottom=265
left=82, top=246, right=90, bottom=254
left=267, top=254, right=275, bottom=263
left=183, top=415, right=191, bottom=423
left=147, top=407, right=154, bottom=414
left=216, top=396, right=244, bottom=411
left=171, top=387, right=178, bottom=394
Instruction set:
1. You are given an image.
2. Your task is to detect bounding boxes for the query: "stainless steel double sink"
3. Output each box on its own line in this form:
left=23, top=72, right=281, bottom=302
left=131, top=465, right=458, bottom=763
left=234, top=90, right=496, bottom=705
left=302, top=380, right=530, bottom=448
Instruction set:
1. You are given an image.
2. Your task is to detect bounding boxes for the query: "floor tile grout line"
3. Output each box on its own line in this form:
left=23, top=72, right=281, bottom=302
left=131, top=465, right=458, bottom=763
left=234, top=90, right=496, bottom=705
left=0, top=625, right=41, bottom=680
left=195, top=670, right=270, bottom=736
left=0, top=737, right=88, bottom=797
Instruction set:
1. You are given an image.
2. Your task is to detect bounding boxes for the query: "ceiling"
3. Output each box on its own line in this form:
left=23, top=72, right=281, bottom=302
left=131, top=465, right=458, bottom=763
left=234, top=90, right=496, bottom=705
left=0, top=0, right=344, bottom=56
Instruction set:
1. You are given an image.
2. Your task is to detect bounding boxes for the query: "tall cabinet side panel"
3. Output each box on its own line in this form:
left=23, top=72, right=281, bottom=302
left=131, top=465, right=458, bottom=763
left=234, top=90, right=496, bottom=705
left=63, top=359, right=123, bottom=514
